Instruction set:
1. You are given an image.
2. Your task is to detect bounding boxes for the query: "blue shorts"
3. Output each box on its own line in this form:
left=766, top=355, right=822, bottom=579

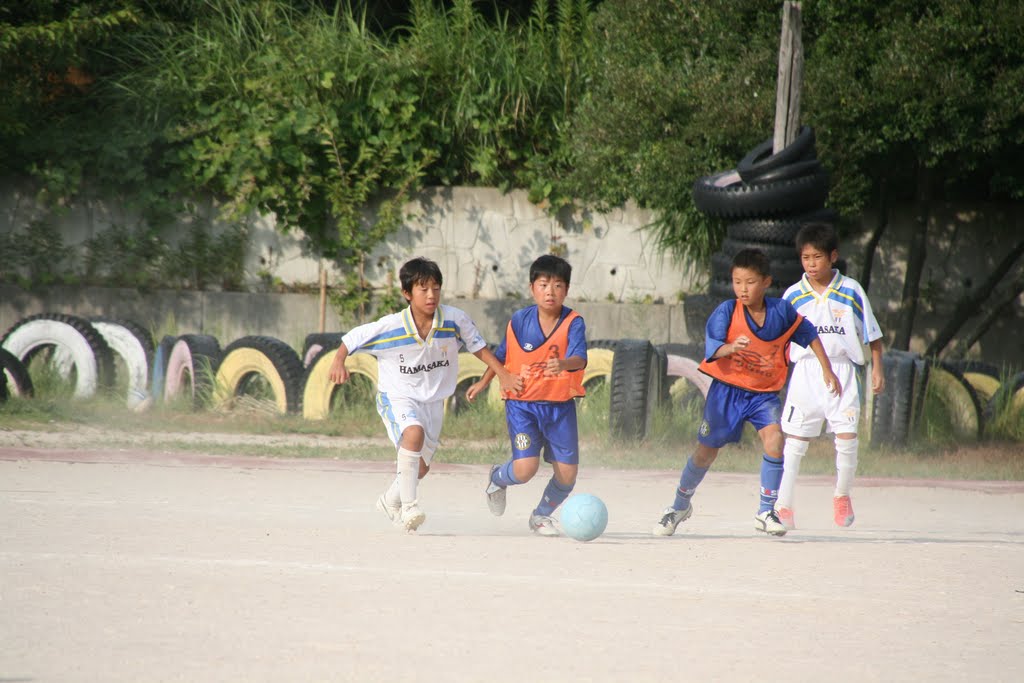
left=505, top=399, right=579, bottom=465
left=698, top=380, right=781, bottom=448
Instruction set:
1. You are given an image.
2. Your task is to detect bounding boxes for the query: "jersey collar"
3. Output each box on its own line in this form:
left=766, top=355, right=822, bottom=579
left=401, top=305, right=442, bottom=345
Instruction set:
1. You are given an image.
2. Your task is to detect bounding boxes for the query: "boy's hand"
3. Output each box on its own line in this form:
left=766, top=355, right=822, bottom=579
left=497, top=368, right=523, bottom=396
left=328, top=358, right=349, bottom=385
left=822, top=368, right=842, bottom=396
left=872, top=365, right=885, bottom=394
left=731, top=335, right=751, bottom=354
left=466, top=380, right=487, bottom=402
left=544, top=358, right=563, bottom=375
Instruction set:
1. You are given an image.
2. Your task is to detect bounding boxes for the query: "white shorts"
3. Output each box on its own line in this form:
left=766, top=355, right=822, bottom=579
left=782, top=360, right=863, bottom=438
left=376, top=392, right=444, bottom=464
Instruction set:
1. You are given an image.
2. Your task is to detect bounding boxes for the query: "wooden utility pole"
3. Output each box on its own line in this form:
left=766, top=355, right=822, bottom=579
left=773, top=2, right=804, bottom=152
left=318, top=261, right=327, bottom=333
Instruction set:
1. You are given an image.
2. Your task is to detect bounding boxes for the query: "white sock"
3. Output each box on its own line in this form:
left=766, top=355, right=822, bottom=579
left=777, top=438, right=809, bottom=509
left=397, top=447, right=422, bottom=506
left=835, top=437, right=859, bottom=497
left=383, top=476, right=401, bottom=508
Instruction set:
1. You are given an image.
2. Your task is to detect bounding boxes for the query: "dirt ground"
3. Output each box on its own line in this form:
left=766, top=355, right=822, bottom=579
left=1, top=438, right=1022, bottom=683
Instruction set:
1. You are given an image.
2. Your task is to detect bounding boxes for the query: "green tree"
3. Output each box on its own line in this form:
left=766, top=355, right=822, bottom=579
left=806, top=0, right=1024, bottom=352
left=560, top=0, right=1024, bottom=353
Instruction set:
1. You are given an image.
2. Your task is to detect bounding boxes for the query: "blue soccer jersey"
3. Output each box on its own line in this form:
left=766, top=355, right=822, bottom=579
left=494, top=304, right=588, bottom=464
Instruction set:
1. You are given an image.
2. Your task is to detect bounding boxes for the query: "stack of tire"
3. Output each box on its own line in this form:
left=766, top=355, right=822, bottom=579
left=693, top=126, right=838, bottom=300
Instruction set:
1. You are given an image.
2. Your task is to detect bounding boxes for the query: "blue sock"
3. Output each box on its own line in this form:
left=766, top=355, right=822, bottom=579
left=491, top=460, right=521, bottom=488
left=672, top=456, right=709, bottom=511
left=534, top=477, right=574, bottom=517
left=759, top=455, right=784, bottom=513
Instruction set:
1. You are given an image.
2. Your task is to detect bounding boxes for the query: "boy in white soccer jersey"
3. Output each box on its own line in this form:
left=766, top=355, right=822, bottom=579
left=328, top=257, right=519, bottom=532
left=777, top=222, right=885, bottom=529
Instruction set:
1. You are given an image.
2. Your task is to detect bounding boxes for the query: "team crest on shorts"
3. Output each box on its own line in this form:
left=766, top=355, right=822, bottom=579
left=514, top=432, right=531, bottom=451
left=699, top=420, right=710, bottom=437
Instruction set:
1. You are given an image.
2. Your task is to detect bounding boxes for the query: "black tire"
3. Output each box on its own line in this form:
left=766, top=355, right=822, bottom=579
left=608, top=339, right=662, bottom=441
left=652, top=343, right=670, bottom=406
left=0, top=347, right=34, bottom=398
left=710, top=253, right=803, bottom=292
left=164, top=333, right=222, bottom=408
left=215, top=335, right=305, bottom=414
left=737, top=126, right=817, bottom=182
left=150, top=335, right=177, bottom=403
left=727, top=208, right=839, bottom=245
left=1, top=312, right=115, bottom=398
left=302, top=332, right=346, bottom=368
left=768, top=259, right=806, bottom=290
left=693, top=167, right=829, bottom=219
left=720, top=237, right=796, bottom=262
left=747, top=159, right=824, bottom=186
left=951, top=360, right=1001, bottom=380
left=870, top=350, right=919, bottom=448
left=681, top=294, right=718, bottom=346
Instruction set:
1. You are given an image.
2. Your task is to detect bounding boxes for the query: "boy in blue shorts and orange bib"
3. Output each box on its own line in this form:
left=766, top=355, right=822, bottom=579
left=467, top=255, right=588, bottom=536
left=653, top=249, right=841, bottom=537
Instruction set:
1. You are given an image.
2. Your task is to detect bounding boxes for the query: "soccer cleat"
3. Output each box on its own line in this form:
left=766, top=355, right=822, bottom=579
left=833, top=495, right=855, bottom=527
left=400, top=501, right=426, bottom=532
left=485, top=464, right=507, bottom=516
left=755, top=509, right=788, bottom=536
left=652, top=505, right=693, bottom=537
left=528, top=513, right=559, bottom=537
left=776, top=506, right=796, bottom=531
left=376, top=493, right=401, bottom=525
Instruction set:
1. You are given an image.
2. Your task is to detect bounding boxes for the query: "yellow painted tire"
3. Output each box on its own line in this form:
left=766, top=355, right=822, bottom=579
left=302, top=350, right=378, bottom=420
left=583, top=348, right=615, bottom=388
left=214, top=336, right=304, bottom=414
left=445, top=353, right=488, bottom=415
left=961, top=372, right=1001, bottom=404
left=926, top=364, right=983, bottom=440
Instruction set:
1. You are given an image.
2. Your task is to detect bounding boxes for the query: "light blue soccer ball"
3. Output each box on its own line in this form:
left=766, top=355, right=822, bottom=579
left=560, top=493, right=608, bottom=542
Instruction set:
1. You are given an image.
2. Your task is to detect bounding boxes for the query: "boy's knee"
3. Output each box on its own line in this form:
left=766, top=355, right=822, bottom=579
left=400, top=426, right=425, bottom=451
left=513, top=457, right=540, bottom=482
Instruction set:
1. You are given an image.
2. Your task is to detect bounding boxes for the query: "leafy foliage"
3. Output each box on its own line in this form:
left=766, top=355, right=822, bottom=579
left=2, top=0, right=1022, bottom=285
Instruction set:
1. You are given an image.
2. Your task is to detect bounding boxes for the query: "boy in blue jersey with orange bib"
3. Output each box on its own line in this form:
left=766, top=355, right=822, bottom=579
left=466, top=255, right=588, bottom=536
left=653, top=248, right=841, bottom=537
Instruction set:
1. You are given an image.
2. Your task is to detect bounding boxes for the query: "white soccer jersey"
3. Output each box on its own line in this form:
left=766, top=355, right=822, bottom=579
left=783, top=270, right=883, bottom=366
left=341, top=304, right=487, bottom=403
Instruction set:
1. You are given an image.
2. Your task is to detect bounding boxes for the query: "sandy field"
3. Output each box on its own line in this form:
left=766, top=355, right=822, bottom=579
left=1, top=443, right=1022, bottom=683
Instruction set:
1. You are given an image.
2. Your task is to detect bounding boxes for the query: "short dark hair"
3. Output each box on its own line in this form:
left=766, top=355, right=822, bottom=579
left=530, top=254, right=572, bottom=285
left=795, top=221, right=840, bottom=255
left=731, top=248, right=771, bottom=278
left=399, top=257, right=443, bottom=291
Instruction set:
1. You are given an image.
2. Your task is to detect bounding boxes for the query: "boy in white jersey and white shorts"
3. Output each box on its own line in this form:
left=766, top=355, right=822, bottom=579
left=777, top=223, right=885, bottom=529
left=328, top=257, right=519, bottom=532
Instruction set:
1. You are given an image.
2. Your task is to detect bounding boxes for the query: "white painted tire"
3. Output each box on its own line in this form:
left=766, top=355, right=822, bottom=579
left=91, top=319, right=152, bottom=398
left=0, top=313, right=113, bottom=398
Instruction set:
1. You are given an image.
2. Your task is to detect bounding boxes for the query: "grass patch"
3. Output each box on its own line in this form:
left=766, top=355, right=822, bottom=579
left=1, top=381, right=1021, bottom=480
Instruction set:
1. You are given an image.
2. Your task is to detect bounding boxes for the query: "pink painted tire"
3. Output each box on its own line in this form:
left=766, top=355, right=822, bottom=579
left=163, top=334, right=222, bottom=408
